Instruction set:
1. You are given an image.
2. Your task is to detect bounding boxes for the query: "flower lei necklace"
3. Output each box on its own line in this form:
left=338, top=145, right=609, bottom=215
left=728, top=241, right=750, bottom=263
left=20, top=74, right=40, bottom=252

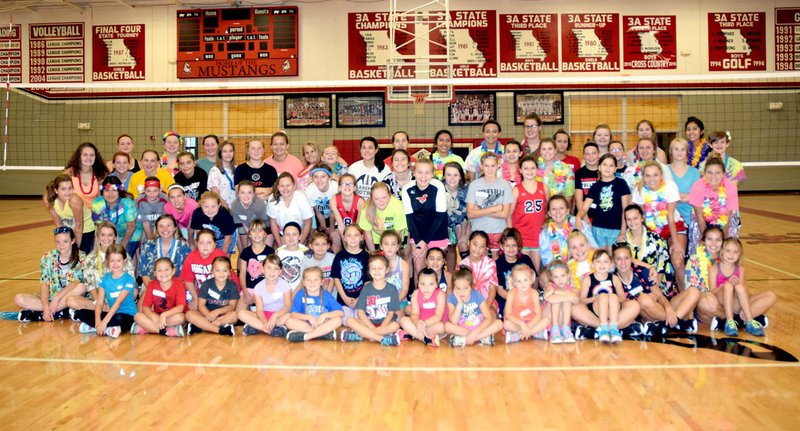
left=546, top=215, right=573, bottom=261
left=690, top=138, right=711, bottom=168
left=537, top=157, right=570, bottom=195
left=695, top=244, right=712, bottom=291
left=702, top=178, right=728, bottom=226
left=641, top=183, right=669, bottom=231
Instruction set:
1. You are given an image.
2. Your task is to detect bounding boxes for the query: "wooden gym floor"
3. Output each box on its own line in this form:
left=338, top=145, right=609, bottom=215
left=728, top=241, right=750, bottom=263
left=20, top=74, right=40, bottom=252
left=0, top=195, right=799, bottom=429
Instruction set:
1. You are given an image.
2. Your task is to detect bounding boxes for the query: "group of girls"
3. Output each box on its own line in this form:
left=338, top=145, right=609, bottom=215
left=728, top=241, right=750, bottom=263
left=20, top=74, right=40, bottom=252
left=11, top=114, right=776, bottom=344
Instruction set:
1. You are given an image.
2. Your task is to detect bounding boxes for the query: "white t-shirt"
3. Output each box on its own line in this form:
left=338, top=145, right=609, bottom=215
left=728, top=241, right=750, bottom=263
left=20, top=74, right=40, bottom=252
left=276, top=245, right=309, bottom=291
left=305, top=180, right=339, bottom=225
left=253, top=277, right=292, bottom=313
left=631, top=179, right=685, bottom=227
left=266, top=190, right=314, bottom=233
left=348, top=160, right=390, bottom=200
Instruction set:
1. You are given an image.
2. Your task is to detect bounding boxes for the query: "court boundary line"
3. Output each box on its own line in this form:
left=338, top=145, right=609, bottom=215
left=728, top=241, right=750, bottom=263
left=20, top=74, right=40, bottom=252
left=0, top=269, right=39, bottom=284
left=744, top=258, right=800, bottom=280
left=0, top=355, right=796, bottom=372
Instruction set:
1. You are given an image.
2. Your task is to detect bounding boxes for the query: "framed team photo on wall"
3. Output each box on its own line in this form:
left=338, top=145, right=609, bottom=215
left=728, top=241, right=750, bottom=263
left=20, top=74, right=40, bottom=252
left=448, top=91, right=497, bottom=126
left=284, top=94, right=332, bottom=128
left=336, top=93, right=385, bottom=127
left=513, top=91, right=564, bottom=125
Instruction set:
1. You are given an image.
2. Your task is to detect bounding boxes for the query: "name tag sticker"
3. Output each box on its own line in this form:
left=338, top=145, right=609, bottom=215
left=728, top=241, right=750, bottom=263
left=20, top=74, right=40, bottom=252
left=207, top=289, right=221, bottom=300
left=152, top=289, right=166, bottom=298
left=422, top=301, right=436, bottom=310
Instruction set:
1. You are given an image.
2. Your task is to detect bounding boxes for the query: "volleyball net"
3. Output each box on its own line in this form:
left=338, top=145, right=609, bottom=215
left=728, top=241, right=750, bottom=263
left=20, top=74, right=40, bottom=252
left=2, top=72, right=800, bottom=170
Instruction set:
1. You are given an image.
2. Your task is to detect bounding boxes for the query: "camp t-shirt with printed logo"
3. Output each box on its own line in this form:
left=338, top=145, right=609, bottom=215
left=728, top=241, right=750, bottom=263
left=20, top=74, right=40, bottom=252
left=355, top=282, right=401, bottom=326
left=331, top=249, right=370, bottom=306
left=447, top=289, right=486, bottom=328
left=290, top=288, right=343, bottom=318
left=173, top=169, right=209, bottom=201
left=357, top=197, right=408, bottom=245
left=585, top=177, right=630, bottom=230
left=180, top=248, right=228, bottom=287
left=233, top=163, right=278, bottom=190
left=142, top=278, right=187, bottom=314
left=276, top=245, right=309, bottom=291
left=305, top=180, right=338, bottom=228
left=136, top=193, right=168, bottom=232
left=238, top=245, right=275, bottom=289
left=198, top=278, right=240, bottom=311
left=465, top=176, right=514, bottom=234
left=348, top=160, right=391, bottom=200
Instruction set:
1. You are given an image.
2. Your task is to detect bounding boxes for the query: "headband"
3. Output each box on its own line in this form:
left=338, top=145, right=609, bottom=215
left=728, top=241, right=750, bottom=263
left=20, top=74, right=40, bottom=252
left=144, top=179, right=161, bottom=189
left=162, top=131, right=181, bottom=142
left=310, top=167, right=331, bottom=177
left=102, top=183, right=120, bottom=192
left=167, top=184, right=185, bottom=193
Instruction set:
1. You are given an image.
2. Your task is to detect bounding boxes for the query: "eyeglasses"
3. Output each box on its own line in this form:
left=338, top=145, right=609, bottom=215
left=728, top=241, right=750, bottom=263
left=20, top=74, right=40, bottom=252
left=340, top=182, right=355, bottom=187
left=524, top=124, right=539, bottom=129
left=610, top=148, right=624, bottom=153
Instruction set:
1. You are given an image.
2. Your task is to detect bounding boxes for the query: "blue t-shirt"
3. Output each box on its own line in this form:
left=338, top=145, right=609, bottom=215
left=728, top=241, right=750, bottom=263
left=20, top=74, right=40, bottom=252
left=667, top=165, right=701, bottom=224
left=331, top=249, right=370, bottom=306
left=446, top=290, right=485, bottom=327
left=99, top=272, right=137, bottom=316
left=290, top=288, right=343, bottom=317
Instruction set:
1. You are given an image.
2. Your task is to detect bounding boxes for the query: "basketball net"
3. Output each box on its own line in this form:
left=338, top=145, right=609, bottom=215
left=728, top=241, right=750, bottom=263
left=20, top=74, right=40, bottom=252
left=413, top=93, right=426, bottom=116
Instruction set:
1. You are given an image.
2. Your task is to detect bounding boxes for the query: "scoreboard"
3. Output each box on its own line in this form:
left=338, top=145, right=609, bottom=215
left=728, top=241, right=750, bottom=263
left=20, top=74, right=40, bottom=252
left=176, top=6, right=298, bottom=79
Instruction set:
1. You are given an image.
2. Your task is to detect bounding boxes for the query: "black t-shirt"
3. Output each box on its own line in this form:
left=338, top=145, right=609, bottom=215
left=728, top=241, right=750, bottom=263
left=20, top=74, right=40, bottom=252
left=574, top=166, right=599, bottom=196
left=585, top=177, right=630, bottom=229
left=234, top=163, right=278, bottom=189
left=238, top=245, right=276, bottom=289
left=190, top=207, right=235, bottom=242
left=331, top=249, right=371, bottom=306
left=173, top=169, right=209, bottom=201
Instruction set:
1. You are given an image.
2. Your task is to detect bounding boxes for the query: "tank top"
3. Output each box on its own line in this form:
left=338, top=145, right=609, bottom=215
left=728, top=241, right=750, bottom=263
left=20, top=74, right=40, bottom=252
left=417, top=290, right=446, bottom=322
left=716, top=263, right=740, bottom=287
left=386, top=255, right=404, bottom=298
left=71, top=174, right=99, bottom=208
left=587, top=273, right=617, bottom=298
left=617, top=269, right=650, bottom=300
left=511, top=181, right=547, bottom=248
left=438, top=270, right=448, bottom=292
left=509, top=289, right=538, bottom=322
left=335, top=194, right=361, bottom=227
left=54, top=198, right=95, bottom=233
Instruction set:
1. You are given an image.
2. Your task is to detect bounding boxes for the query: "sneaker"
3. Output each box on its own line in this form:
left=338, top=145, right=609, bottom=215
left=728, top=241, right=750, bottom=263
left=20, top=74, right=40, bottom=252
left=52, top=309, right=68, bottom=320
left=450, top=335, right=466, bottom=347
left=186, top=323, right=203, bottom=335
left=677, top=318, right=698, bottom=334
left=505, top=331, right=521, bottom=344
left=724, top=319, right=739, bottom=337
left=610, top=327, right=622, bottom=344
left=754, top=314, right=769, bottom=328
left=286, top=330, right=306, bottom=342
left=623, top=322, right=646, bottom=340
left=745, top=320, right=765, bottom=337
left=709, top=316, right=721, bottom=332
left=423, top=335, right=440, bottom=347
left=104, top=326, right=121, bottom=338
left=130, top=323, right=147, bottom=335
left=561, top=326, right=576, bottom=343
left=321, top=330, right=336, bottom=341
left=397, top=330, right=411, bottom=342
left=340, top=330, right=363, bottom=343
left=165, top=325, right=184, bottom=337
left=380, top=333, right=401, bottom=346
left=270, top=326, right=288, bottom=338
left=218, top=324, right=235, bottom=337
left=78, top=322, right=96, bottom=333
left=479, top=335, right=495, bottom=346
left=550, top=327, right=564, bottom=344
left=532, top=330, right=548, bottom=341
left=0, top=311, right=19, bottom=320
left=242, top=324, right=261, bottom=336
left=18, top=310, right=40, bottom=322
left=598, top=328, right=611, bottom=343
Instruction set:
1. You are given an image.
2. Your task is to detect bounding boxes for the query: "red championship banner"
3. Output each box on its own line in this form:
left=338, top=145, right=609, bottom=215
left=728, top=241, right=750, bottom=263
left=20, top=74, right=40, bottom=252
left=0, top=24, right=22, bottom=83
left=347, top=12, right=415, bottom=79
left=622, top=15, right=677, bottom=70
left=775, top=8, right=800, bottom=71
left=429, top=10, right=497, bottom=77
left=707, top=12, right=766, bottom=71
left=176, top=6, right=298, bottom=79
left=29, top=23, right=85, bottom=83
left=561, top=13, right=620, bottom=72
left=499, top=14, right=558, bottom=72
left=92, top=24, right=145, bottom=81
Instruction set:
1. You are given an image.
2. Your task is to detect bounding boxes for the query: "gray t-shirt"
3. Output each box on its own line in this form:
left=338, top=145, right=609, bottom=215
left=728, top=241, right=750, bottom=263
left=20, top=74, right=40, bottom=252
left=466, top=176, right=513, bottom=234
left=355, top=281, right=400, bottom=326
left=230, top=198, right=267, bottom=233
left=135, top=193, right=168, bottom=231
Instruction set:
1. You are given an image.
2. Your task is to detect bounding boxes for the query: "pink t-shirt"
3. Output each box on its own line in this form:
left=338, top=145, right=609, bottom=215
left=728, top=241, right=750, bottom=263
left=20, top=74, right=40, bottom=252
left=688, top=176, right=739, bottom=225
left=266, top=155, right=304, bottom=179
left=164, top=197, right=198, bottom=229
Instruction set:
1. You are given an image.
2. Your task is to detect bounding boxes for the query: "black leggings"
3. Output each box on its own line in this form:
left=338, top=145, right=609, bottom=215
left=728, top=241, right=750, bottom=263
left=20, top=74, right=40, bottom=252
left=74, top=309, right=134, bottom=331
left=79, top=230, right=95, bottom=254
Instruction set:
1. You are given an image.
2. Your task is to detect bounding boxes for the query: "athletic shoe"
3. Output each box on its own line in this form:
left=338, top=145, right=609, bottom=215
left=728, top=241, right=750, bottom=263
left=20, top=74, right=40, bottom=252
left=561, top=326, right=576, bottom=344
left=18, top=310, right=40, bottom=322
left=52, top=309, right=68, bottom=320
left=724, top=319, right=739, bottom=337
left=104, top=326, right=121, bottom=338
left=610, top=327, right=622, bottom=344
left=709, top=317, right=721, bottom=332
left=186, top=323, right=203, bottom=335
left=286, top=330, right=306, bottom=343
left=0, top=311, right=19, bottom=320
left=479, top=335, right=495, bottom=346
left=423, top=335, right=440, bottom=347
left=677, top=318, right=698, bottom=334
left=647, top=321, right=667, bottom=339
left=622, top=322, right=646, bottom=340
left=550, top=326, right=564, bottom=344
left=380, top=333, right=401, bottom=346
left=270, top=326, right=288, bottom=338
left=754, top=314, right=769, bottom=328
left=165, top=325, right=184, bottom=337
left=598, top=328, right=611, bottom=343
left=505, top=331, right=521, bottom=344
left=242, top=324, right=261, bottom=336
left=450, top=335, right=466, bottom=347
left=340, top=330, right=363, bottom=343
left=745, top=320, right=764, bottom=337
left=399, top=330, right=414, bottom=341
left=532, top=330, right=548, bottom=341
left=129, top=323, right=147, bottom=335
left=321, top=330, right=337, bottom=341
left=218, top=324, right=235, bottom=337
left=78, top=322, right=96, bottom=333
left=69, top=308, right=80, bottom=322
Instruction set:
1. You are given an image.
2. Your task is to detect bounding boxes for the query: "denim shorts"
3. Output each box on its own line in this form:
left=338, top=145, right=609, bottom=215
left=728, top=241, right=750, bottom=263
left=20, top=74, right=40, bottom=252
left=592, top=226, right=620, bottom=248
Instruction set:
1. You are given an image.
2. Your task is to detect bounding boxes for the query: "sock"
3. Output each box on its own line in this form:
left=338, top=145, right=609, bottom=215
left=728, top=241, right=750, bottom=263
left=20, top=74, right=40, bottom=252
left=610, top=323, right=618, bottom=332
left=600, top=323, right=609, bottom=332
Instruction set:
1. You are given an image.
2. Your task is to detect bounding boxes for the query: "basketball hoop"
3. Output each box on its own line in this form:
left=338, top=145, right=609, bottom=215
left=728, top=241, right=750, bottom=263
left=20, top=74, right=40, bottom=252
left=413, top=93, right=427, bottom=116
